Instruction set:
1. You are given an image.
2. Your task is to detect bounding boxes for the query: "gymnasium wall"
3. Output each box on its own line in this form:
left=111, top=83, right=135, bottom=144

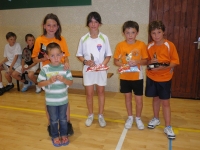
left=0, top=0, right=150, bottom=92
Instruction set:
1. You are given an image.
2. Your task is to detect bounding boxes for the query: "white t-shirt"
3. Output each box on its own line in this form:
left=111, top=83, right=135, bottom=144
left=76, top=32, right=112, bottom=86
left=4, top=43, right=22, bottom=69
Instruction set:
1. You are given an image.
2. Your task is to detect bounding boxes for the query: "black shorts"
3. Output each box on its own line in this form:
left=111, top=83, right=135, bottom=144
left=145, top=77, right=171, bottom=99
left=120, top=79, right=143, bottom=95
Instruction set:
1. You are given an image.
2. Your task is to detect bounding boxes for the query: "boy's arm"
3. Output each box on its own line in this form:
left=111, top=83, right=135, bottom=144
left=0, top=57, right=8, bottom=66
left=37, top=76, right=57, bottom=88
left=21, top=59, right=25, bottom=72
left=138, top=59, right=148, bottom=65
left=25, top=62, right=38, bottom=70
left=56, top=75, right=73, bottom=86
left=10, top=55, right=18, bottom=69
left=114, top=58, right=123, bottom=67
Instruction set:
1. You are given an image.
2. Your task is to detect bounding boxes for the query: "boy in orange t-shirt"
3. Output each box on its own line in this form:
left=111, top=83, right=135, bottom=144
left=145, top=21, right=180, bottom=139
left=114, top=21, right=148, bottom=130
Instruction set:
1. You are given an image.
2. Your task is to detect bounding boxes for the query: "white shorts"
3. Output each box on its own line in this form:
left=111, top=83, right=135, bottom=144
left=0, top=63, right=15, bottom=72
left=15, top=63, right=39, bottom=74
left=83, top=65, right=107, bottom=86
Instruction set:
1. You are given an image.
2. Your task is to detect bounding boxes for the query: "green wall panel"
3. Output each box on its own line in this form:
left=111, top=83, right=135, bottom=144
left=0, top=0, right=91, bottom=10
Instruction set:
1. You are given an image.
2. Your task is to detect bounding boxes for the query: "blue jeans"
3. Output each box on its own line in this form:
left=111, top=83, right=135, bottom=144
left=47, top=104, right=68, bottom=138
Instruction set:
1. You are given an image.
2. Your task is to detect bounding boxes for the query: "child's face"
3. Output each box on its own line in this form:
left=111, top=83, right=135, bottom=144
left=7, top=36, right=16, bottom=46
left=150, top=28, right=164, bottom=44
left=26, top=37, right=35, bottom=48
left=47, top=48, right=62, bottom=66
left=43, top=19, right=59, bottom=37
left=124, top=28, right=138, bottom=44
left=88, top=18, right=100, bottom=32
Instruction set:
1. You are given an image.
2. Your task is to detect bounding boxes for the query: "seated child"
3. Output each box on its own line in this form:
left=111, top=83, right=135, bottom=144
left=0, top=32, right=22, bottom=96
left=12, top=34, right=41, bottom=93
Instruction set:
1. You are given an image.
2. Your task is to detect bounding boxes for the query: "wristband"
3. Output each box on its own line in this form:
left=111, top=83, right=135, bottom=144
left=83, top=60, right=87, bottom=65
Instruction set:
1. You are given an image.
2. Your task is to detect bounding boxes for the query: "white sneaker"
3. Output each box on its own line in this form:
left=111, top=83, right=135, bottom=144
left=136, top=118, right=144, bottom=130
left=98, top=114, right=106, bottom=127
left=164, top=126, right=176, bottom=139
left=85, top=114, right=94, bottom=127
left=148, top=118, right=160, bottom=129
left=125, top=118, right=133, bottom=129
left=35, top=85, right=41, bottom=93
left=21, top=81, right=32, bottom=92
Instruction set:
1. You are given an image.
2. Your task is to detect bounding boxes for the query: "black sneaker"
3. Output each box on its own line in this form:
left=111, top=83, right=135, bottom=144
left=5, top=83, right=14, bottom=91
left=47, top=125, right=51, bottom=137
left=67, top=122, right=74, bottom=136
left=0, top=87, right=5, bottom=96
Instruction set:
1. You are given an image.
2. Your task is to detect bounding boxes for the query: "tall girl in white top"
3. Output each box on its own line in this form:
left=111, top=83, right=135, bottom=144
left=76, top=12, right=112, bottom=127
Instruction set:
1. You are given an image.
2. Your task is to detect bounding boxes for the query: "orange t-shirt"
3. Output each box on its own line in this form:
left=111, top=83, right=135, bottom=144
left=32, top=35, right=70, bottom=66
left=114, top=40, right=148, bottom=80
left=146, top=40, right=180, bottom=81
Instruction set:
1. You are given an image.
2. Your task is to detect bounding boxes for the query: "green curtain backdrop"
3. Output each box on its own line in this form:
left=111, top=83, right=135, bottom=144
left=0, top=0, right=91, bottom=10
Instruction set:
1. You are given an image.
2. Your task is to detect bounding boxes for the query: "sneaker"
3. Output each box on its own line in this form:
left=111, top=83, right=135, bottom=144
left=148, top=118, right=160, bottom=129
left=47, top=125, right=51, bottom=137
left=67, top=122, right=74, bottom=136
left=35, top=85, right=42, bottom=93
left=98, top=115, right=106, bottom=127
left=21, top=81, right=32, bottom=92
left=5, top=83, right=14, bottom=91
left=136, top=118, right=144, bottom=130
left=125, top=118, right=133, bottom=129
left=0, top=87, right=5, bottom=96
left=164, top=126, right=176, bottom=139
left=85, top=114, right=94, bottom=127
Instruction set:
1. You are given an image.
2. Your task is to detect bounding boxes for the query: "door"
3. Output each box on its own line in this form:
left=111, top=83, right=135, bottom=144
left=149, top=0, right=200, bottom=99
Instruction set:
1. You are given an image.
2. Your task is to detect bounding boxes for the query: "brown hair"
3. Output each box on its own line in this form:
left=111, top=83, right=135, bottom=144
left=42, top=13, right=62, bottom=40
left=149, top=21, right=165, bottom=34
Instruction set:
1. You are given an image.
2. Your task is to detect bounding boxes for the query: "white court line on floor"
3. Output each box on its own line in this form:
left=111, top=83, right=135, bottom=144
left=115, top=128, right=128, bottom=150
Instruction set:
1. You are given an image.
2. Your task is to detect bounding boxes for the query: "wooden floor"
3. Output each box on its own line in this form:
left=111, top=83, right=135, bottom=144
left=0, top=86, right=200, bottom=150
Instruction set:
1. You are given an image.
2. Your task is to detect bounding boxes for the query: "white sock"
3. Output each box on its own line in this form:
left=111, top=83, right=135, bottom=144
left=98, top=114, right=104, bottom=118
left=7, top=82, right=12, bottom=85
left=88, top=113, right=94, bottom=117
left=0, top=82, right=3, bottom=88
left=128, top=116, right=133, bottom=120
left=136, top=117, right=141, bottom=120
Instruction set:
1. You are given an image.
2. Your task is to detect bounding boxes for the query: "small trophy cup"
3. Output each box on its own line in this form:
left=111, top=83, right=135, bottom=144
left=126, top=53, right=132, bottom=62
left=147, top=52, right=169, bottom=70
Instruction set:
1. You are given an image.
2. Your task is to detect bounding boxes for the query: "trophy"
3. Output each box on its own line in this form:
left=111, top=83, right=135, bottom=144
left=118, top=52, right=140, bottom=73
left=126, top=53, right=132, bottom=62
left=147, top=52, right=169, bottom=70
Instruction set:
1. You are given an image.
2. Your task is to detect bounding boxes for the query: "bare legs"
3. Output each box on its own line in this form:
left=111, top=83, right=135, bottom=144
left=85, top=85, right=105, bottom=115
left=152, top=96, right=171, bottom=126
left=124, top=93, right=143, bottom=117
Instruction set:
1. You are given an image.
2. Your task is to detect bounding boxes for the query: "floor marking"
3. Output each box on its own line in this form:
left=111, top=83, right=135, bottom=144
left=115, top=128, right=128, bottom=150
left=0, top=105, right=200, bottom=133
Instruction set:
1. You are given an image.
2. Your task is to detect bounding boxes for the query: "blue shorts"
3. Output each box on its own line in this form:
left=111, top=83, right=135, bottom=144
left=120, top=79, right=143, bottom=95
left=145, top=77, right=171, bottom=99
